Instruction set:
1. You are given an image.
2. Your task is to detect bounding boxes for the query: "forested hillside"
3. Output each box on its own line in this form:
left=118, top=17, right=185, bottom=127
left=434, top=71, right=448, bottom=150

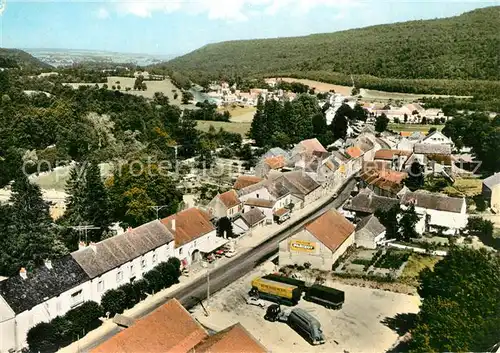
left=162, top=7, right=500, bottom=95
left=0, top=48, right=52, bottom=70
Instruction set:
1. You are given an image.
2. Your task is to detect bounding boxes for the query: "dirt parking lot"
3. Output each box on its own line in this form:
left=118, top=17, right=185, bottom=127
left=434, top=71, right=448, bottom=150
left=192, top=262, right=421, bottom=353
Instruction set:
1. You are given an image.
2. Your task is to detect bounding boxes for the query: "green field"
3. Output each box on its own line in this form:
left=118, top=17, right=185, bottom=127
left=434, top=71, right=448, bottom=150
left=196, top=120, right=251, bottom=136
left=389, top=123, right=444, bottom=133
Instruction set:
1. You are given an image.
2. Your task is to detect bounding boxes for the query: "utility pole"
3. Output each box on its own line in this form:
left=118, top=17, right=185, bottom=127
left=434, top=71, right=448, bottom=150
left=149, top=205, right=170, bottom=220
left=70, top=225, right=100, bottom=244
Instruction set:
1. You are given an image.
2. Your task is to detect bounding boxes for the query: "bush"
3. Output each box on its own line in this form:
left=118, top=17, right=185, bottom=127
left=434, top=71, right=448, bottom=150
left=154, top=262, right=176, bottom=288
left=143, top=268, right=164, bottom=292
left=473, top=195, right=487, bottom=212
left=27, top=322, right=59, bottom=353
left=133, top=278, right=150, bottom=300
left=167, top=257, right=182, bottom=279
left=101, top=288, right=127, bottom=316
left=64, top=301, right=103, bottom=337
left=376, top=251, right=410, bottom=269
left=119, top=283, right=139, bottom=308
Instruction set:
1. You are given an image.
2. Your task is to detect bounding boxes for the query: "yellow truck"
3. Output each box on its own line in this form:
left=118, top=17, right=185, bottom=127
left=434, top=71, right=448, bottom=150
left=250, top=277, right=301, bottom=306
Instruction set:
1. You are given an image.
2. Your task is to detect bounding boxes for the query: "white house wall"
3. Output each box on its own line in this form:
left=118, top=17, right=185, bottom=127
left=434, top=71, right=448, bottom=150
left=239, top=187, right=273, bottom=203
left=175, top=230, right=217, bottom=266
left=0, top=295, right=15, bottom=353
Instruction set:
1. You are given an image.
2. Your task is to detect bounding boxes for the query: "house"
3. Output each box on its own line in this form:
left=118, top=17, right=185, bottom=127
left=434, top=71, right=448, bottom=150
left=355, top=215, right=386, bottom=249
left=277, top=171, right=322, bottom=209
left=92, top=298, right=267, bottom=353
left=291, top=138, right=329, bottom=160
left=421, top=131, right=454, bottom=147
left=161, top=208, right=221, bottom=267
left=359, top=168, right=407, bottom=198
left=278, top=210, right=355, bottom=271
left=0, top=257, right=91, bottom=352
left=400, top=191, right=467, bottom=235
left=233, top=208, right=267, bottom=235
left=233, top=175, right=263, bottom=190
left=255, top=155, right=287, bottom=178
left=345, top=146, right=363, bottom=174
left=305, top=156, right=339, bottom=190
left=72, top=220, right=175, bottom=303
left=243, top=198, right=277, bottom=223
left=207, top=189, right=242, bottom=219
left=373, top=149, right=413, bottom=171
left=343, top=188, right=400, bottom=218
left=413, top=143, right=452, bottom=155
left=261, top=147, right=290, bottom=160
left=482, top=173, right=500, bottom=213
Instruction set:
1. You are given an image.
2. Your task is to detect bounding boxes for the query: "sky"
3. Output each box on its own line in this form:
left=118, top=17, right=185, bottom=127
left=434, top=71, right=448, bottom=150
left=0, top=0, right=498, bottom=56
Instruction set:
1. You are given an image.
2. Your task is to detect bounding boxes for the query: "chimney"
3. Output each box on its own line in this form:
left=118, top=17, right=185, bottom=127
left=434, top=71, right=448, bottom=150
left=89, top=242, right=97, bottom=252
left=19, top=267, right=27, bottom=280
left=44, top=259, right=52, bottom=270
left=78, top=241, right=86, bottom=251
left=127, top=226, right=133, bottom=232
left=171, top=219, right=176, bottom=232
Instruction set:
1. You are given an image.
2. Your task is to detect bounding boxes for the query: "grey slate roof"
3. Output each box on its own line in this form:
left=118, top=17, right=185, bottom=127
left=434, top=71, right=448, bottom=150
left=262, top=147, right=290, bottom=159
left=400, top=191, right=464, bottom=213
left=0, top=256, right=89, bottom=314
left=343, top=189, right=400, bottom=214
left=241, top=208, right=266, bottom=227
left=71, top=220, right=173, bottom=279
left=483, top=173, right=500, bottom=189
left=414, top=143, right=451, bottom=155
left=281, top=171, right=320, bottom=196
left=356, top=215, right=386, bottom=236
left=266, top=181, right=290, bottom=199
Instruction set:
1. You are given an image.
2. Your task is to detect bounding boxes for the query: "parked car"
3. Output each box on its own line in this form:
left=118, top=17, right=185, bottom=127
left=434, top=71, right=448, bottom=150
left=225, top=250, right=237, bottom=258
left=246, top=297, right=266, bottom=308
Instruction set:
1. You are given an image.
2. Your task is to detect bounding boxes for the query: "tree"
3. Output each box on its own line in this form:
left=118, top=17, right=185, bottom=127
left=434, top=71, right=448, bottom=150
left=217, top=216, right=234, bottom=239
left=428, top=127, right=437, bottom=134
left=181, top=91, right=194, bottom=104
left=411, top=247, right=500, bottom=352
left=143, top=268, right=164, bottom=292
left=133, top=75, right=144, bottom=90
left=330, top=110, right=348, bottom=140
left=106, top=162, right=182, bottom=228
left=0, top=175, right=68, bottom=275
left=375, top=113, right=389, bottom=132
left=351, top=87, right=360, bottom=96
left=353, top=104, right=368, bottom=121
left=421, top=116, right=427, bottom=124
left=375, top=204, right=400, bottom=240
left=27, top=322, right=59, bottom=353
left=405, top=161, right=425, bottom=191
left=399, top=204, right=420, bottom=241
left=101, top=288, right=127, bottom=316
left=64, top=162, right=112, bottom=242
left=312, top=112, right=327, bottom=136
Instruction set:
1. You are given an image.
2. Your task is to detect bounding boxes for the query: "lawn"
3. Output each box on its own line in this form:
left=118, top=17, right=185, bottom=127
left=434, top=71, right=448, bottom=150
left=389, top=123, right=444, bottom=133
left=443, top=177, right=483, bottom=197
left=195, top=120, right=251, bottom=136
left=400, top=254, right=442, bottom=286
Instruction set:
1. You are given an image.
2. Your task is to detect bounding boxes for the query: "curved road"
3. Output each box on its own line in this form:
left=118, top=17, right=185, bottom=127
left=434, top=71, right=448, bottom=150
left=80, top=178, right=356, bottom=352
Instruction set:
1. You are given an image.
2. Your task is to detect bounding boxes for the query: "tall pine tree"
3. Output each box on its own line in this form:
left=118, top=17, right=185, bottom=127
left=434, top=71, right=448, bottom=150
left=64, top=162, right=112, bottom=242
left=1, top=175, right=68, bottom=275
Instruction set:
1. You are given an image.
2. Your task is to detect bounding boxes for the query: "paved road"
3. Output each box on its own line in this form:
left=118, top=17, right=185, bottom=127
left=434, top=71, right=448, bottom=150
left=80, top=178, right=356, bottom=351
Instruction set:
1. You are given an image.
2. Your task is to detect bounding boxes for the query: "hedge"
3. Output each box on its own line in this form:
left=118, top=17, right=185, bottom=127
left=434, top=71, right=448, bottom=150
left=27, top=301, right=104, bottom=353
left=101, top=258, right=182, bottom=316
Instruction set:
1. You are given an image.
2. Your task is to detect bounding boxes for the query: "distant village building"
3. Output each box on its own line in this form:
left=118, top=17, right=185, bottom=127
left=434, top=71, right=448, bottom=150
left=207, top=189, right=242, bottom=219
left=355, top=215, right=387, bottom=249
left=482, top=173, right=500, bottom=213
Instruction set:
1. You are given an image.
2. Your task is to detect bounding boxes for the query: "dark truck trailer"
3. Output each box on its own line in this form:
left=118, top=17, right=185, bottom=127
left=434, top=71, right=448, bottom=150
left=250, top=277, right=302, bottom=306
left=304, top=284, right=345, bottom=309
left=262, top=274, right=306, bottom=291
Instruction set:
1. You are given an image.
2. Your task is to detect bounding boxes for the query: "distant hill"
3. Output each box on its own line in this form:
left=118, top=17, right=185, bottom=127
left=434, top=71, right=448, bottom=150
left=0, top=48, right=53, bottom=70
left=163, top=7, right=500, bottom=89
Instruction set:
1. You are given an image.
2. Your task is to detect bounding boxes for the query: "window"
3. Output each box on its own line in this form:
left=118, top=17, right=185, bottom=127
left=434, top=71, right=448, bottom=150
left=256, top=193, right=260, bottom=198
left=152, top=253, right=157, bottom=264
left=141, top=258, right=147, bottom=269
left=71, top=290, right=83, bottom=307
left=116, top=271, right=123, bottom=283
left=194, top=240, right=197, bottom=246
left=56, top=300, right=62, bottom=314
left=130, top=264, right=135, bottom=275
left=97, top=280, right=104, bottom=292
left=179, top=247, right=184, bottom=256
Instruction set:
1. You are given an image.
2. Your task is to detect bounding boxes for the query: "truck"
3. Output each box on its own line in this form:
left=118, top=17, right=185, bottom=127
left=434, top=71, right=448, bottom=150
left=250, top=277, right=302, bottom=306
left=262, top=274, right=306, bottom=292
left=304, top=284, right=345, bottom=309
left=264, top=305, right=325, bottom=345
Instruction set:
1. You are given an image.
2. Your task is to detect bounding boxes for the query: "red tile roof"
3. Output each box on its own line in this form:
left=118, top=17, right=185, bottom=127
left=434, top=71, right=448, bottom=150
left=91, top=299, right=208, bottom=353
left=233, top=176, right=263, bottom=190
left=193, top=323, right=267, bottom=353
left=374, top=149, right=412, bottom=160
left=400, top=131, right=412, bottom=137
left=161, top=208, right=215, bottom=248
left=305, top=210, right=355, bottom=252
left=245, top=198, right=276, bottom=208
left=218, top=190, right=241, bottom=208
left=346, top=146, right=363, bottom=159
left=265, top=155, right=286, bottom=169
left=274, top=208, right=290, bottom=217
